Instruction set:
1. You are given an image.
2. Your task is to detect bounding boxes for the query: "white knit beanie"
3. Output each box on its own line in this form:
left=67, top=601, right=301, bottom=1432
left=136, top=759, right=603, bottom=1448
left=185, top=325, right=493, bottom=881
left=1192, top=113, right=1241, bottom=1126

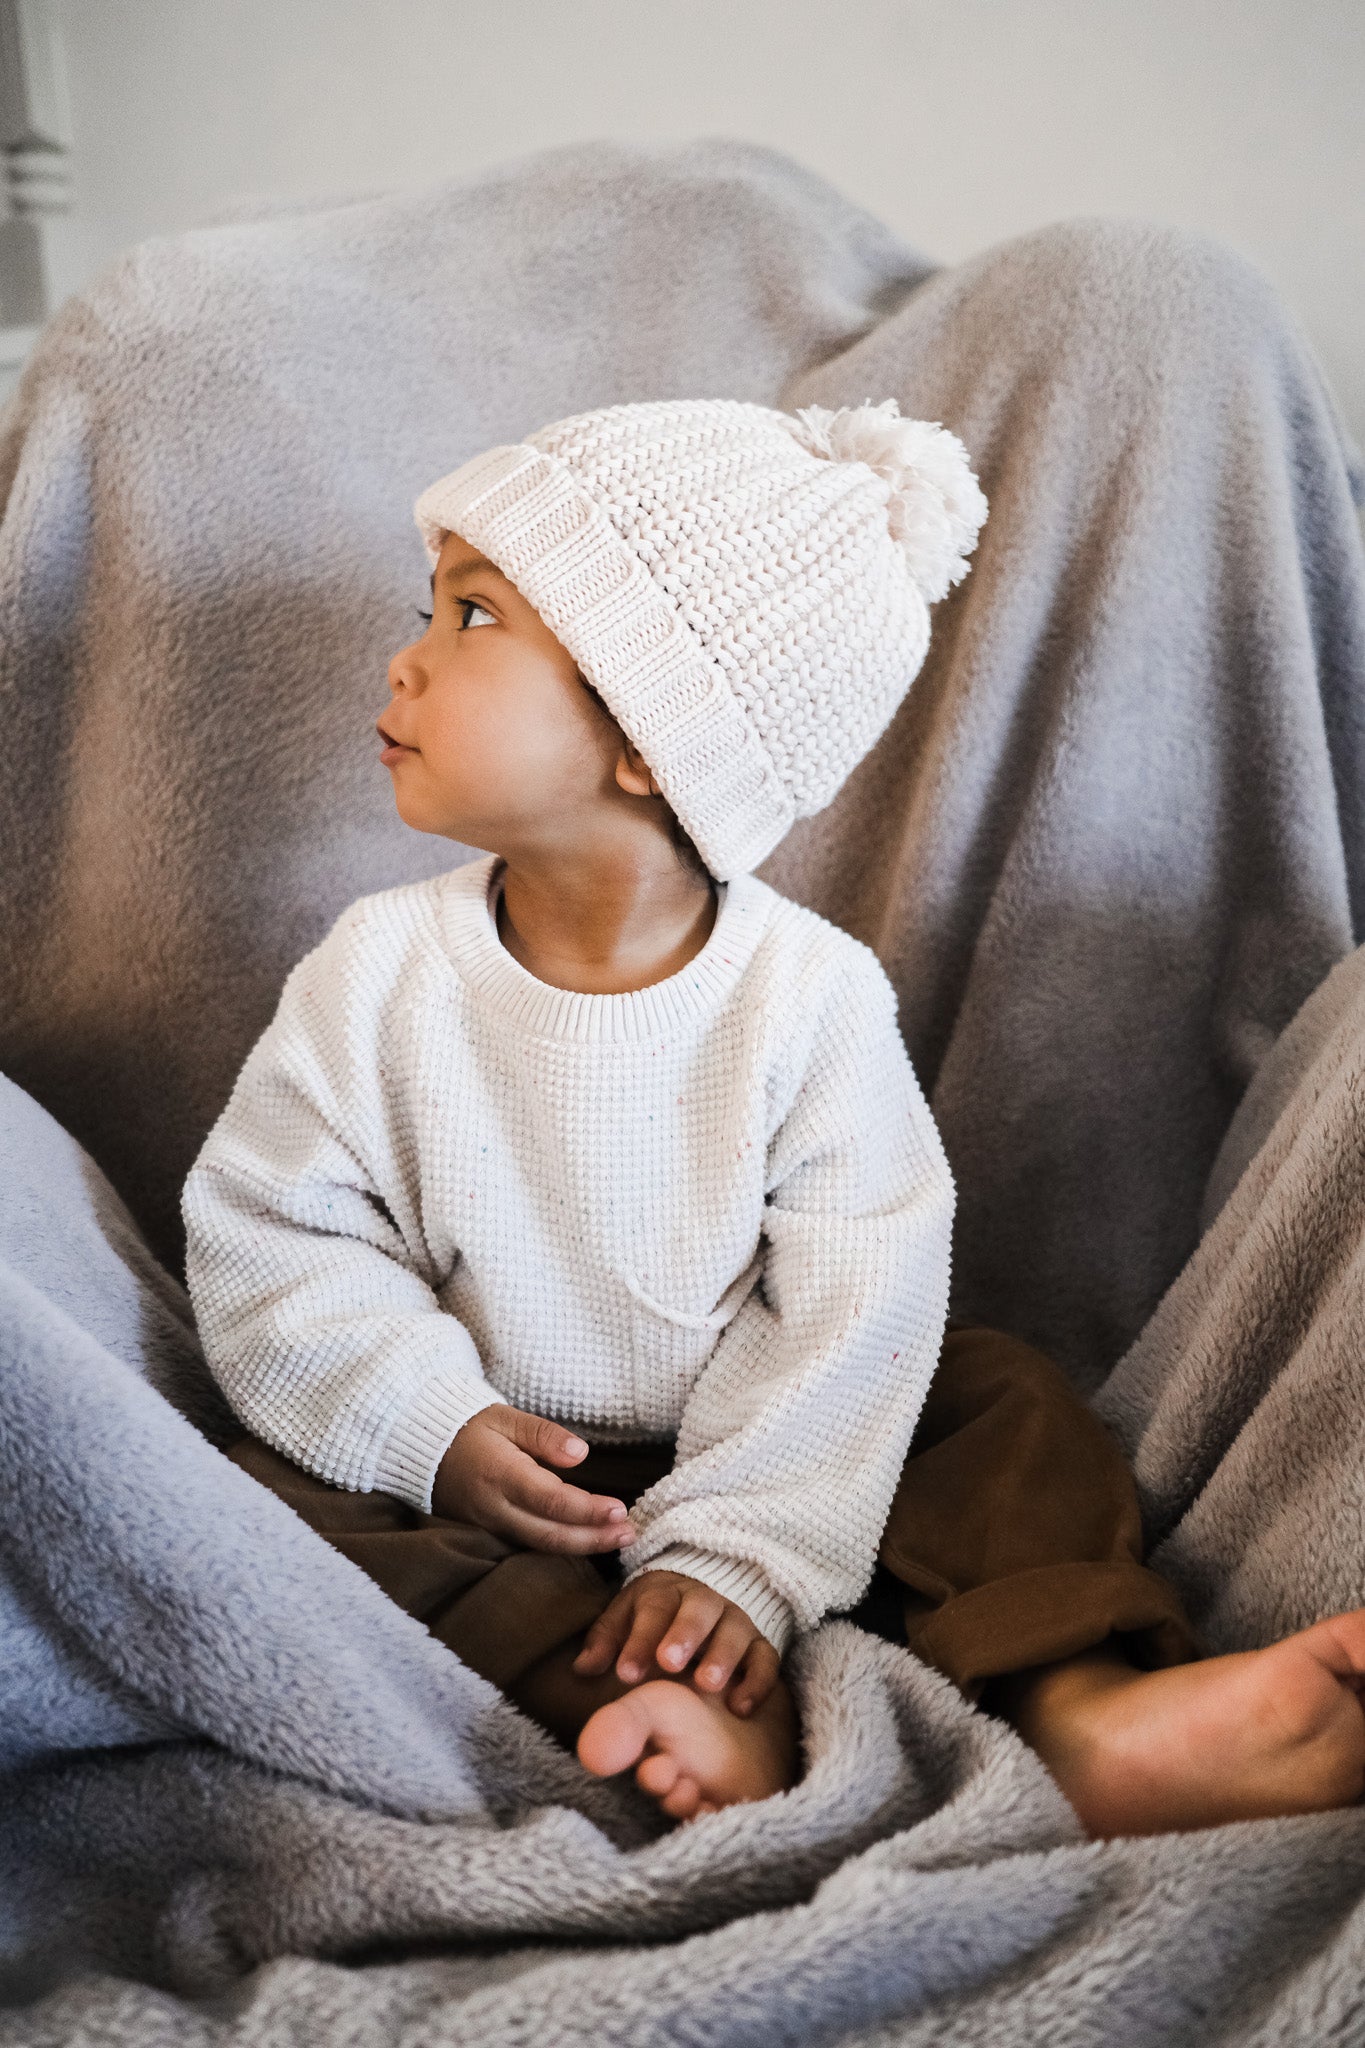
left=413, top=396, right=987, bottom=880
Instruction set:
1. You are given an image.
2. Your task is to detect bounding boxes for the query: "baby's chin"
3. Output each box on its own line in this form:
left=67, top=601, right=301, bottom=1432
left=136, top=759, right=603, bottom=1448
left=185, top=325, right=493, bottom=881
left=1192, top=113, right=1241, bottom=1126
left=387, top=781, right=495, bottom=849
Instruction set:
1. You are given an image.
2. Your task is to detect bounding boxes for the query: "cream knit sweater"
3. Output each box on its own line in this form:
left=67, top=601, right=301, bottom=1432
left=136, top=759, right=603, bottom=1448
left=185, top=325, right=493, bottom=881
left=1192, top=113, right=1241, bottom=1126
left=181, top=855, right=955, bottom=1654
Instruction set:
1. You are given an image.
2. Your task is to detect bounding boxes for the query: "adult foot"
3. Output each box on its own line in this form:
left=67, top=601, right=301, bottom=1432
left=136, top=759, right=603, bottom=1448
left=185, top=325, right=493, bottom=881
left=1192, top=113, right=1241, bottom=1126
left=577, top=1673, right=799, bottom=1821
left=1001, top=1610, right=1365, bottom=1837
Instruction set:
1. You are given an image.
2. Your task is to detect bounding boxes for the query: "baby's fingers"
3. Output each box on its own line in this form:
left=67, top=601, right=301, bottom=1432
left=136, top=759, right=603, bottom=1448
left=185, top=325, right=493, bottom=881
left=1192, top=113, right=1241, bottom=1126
left=651, top=1585, right=726, bottom=1679
left=504, top=1408, right=593, bottom=1471
left=617, top=1581, right=689, bottom=1683
left=725, top=1637, right=781, bottom=1717
left=690, top=1607, right=760, bottom=1694
left=573, top=1596, right=635, bottom=1677
left=503, top=1444, right=630, bottom=1530
left=496, top=1503, right=636, bottom=1555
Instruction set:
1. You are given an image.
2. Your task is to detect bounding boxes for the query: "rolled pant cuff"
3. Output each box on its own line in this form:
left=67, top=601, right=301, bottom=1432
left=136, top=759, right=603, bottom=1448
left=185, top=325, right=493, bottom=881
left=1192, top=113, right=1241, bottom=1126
left=906, top=1560, right=1202, bottom=1695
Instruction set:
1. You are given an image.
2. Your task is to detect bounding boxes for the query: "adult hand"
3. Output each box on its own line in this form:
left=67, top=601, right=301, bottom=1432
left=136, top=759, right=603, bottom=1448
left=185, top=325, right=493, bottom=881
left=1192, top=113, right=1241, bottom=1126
left=432, top=1405, right=637, bottom=1555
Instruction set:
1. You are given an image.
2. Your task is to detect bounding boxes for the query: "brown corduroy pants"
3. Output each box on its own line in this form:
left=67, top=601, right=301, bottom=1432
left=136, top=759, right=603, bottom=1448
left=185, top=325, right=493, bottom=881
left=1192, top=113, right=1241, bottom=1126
left=227, top=1323, right=1199, bottom=1704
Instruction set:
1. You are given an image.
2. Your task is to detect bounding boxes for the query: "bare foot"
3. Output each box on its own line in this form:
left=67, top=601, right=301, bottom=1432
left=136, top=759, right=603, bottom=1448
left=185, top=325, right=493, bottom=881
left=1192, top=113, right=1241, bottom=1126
left=577, top=1674, right=800, bottom=1821
left=999, top=1611, right=1365, bottom=1837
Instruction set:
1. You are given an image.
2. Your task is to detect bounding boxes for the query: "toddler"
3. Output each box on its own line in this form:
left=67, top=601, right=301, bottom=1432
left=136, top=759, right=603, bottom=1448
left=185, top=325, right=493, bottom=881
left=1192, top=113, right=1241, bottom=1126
left=185, top=397, right=1365, bottom=1830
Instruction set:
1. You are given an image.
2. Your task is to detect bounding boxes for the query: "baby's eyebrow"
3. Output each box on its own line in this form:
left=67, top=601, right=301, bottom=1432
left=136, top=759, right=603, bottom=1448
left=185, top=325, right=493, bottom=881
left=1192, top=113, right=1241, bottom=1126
left=431, top=555, right=503, bottom=592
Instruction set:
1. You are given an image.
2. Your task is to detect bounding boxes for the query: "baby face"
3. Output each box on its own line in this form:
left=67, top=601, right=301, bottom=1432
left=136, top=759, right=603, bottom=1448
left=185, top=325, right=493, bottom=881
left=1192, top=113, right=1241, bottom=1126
left=378, top=531, right=624, bottom=853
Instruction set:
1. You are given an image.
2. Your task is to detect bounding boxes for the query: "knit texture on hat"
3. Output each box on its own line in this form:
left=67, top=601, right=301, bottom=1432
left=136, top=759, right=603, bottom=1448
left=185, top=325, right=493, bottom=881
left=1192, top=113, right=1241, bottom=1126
left=414, top=397, right=986, bottom=878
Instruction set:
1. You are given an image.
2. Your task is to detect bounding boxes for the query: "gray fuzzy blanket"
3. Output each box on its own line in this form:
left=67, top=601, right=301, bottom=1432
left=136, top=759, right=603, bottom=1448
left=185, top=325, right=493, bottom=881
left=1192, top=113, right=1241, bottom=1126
left=3, top=137, right=1365, bottom=2044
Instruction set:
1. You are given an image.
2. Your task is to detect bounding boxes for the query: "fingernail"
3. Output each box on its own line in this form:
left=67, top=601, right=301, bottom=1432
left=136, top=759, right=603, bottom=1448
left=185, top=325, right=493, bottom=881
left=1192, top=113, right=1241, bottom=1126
left=662, top=1646, right=685, bottom=1668
left=700, top=1665, right=722, bottom=1685
left=606, top=1503, right=626, bottom=1520
left=619, top=1662, right=639, bottom=1682
left=617, top=1530, right=636, bottom=1546
left=565, top=1437, right=588, bottom=1456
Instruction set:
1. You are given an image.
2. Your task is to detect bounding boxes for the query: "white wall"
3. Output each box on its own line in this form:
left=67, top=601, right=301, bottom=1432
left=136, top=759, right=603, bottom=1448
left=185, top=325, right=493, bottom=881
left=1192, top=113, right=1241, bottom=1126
left=28, top=0, right=1365, bottom=456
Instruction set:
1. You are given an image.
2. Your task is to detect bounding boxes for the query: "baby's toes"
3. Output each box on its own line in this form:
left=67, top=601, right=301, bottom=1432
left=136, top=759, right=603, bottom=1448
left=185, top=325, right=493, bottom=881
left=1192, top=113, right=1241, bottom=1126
left=661, top=1774, right=702, bottom=1820
left=576, top=1694, right=650, bottom=1778
left=636, top=1750, right=682, bottom=1801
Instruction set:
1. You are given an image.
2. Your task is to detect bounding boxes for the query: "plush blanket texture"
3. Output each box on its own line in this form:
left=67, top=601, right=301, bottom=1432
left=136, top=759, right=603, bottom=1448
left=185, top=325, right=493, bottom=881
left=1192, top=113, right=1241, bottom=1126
left=3, top=136, right=1365, bottom=2045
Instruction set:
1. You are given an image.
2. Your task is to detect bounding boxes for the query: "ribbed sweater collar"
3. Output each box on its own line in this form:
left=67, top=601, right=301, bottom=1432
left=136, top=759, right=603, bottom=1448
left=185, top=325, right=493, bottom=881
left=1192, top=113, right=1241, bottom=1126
left=433, top=854, right=775, bottom=1044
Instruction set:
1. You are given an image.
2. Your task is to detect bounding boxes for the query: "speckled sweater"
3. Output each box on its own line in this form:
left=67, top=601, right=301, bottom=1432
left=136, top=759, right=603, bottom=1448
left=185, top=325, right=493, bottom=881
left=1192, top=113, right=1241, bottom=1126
left=181, top=854, right=955, bottom=1653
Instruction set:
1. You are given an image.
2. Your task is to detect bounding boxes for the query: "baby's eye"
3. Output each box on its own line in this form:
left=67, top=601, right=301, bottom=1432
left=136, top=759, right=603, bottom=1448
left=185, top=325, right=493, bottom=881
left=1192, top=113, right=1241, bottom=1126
left=456, top=599, right=496, bottom=630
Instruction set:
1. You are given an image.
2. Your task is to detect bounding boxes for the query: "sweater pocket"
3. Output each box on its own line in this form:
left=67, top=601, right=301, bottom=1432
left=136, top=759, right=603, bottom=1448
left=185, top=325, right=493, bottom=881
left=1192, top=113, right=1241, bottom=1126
left=620, top=1249, right=763, bottom=1333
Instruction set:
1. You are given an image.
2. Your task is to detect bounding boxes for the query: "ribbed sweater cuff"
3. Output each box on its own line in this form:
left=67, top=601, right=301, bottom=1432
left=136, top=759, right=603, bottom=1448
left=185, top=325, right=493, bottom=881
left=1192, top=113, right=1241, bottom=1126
left=370, top=1374, right=503, bottom=1514
left=627, top=1544, right=795, bottom=1657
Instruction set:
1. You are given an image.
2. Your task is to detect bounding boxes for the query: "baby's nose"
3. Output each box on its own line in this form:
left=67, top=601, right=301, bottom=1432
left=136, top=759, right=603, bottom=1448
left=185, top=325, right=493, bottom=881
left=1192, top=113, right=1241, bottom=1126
left=387, top=644, right=422, bottom=692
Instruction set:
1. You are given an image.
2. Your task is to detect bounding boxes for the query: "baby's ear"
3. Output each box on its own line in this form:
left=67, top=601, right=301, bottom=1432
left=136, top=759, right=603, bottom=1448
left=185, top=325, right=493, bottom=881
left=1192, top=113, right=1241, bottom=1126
left=616, top=736, right=662, bottom=799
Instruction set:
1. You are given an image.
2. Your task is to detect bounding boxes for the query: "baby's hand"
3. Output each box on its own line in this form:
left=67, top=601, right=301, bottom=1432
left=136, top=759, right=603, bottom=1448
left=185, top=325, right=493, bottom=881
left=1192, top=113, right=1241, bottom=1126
left=432, top=1405, right=637, bottom=1556
left=572, top=1569, right=781, bottom=1717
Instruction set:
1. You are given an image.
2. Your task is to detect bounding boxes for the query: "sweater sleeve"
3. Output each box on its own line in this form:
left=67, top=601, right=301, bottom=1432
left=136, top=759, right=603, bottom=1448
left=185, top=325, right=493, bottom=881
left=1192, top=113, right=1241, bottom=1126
left=618, top=947, right=955, bottom=1657
left=181, top=917, right=502, bottom=1512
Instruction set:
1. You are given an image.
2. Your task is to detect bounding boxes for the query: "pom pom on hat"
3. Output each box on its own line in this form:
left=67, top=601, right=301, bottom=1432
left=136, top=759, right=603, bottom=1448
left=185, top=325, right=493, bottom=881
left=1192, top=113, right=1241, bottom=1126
left=784, top=397, right=988, bottom=605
